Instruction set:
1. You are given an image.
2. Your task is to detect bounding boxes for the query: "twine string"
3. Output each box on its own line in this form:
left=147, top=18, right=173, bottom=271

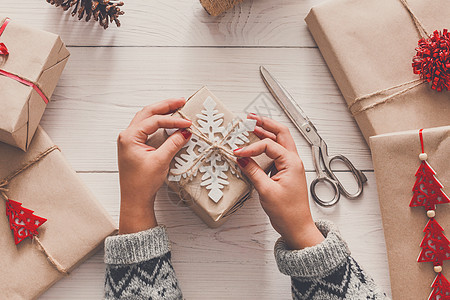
left=398, top=0, right=429, bottom=39
left=350, top=80, right=425, bottom=115
left=350, top=0, right=430, bottom=116
left=0, top=181, right=8, bottom=200
left=0, top=146, right=59, bottom=201
left=34, top=236, right=69, bottom=275
left=173, top=110, right=241, bottom=177
left=0, top=145, right=68, bottom=275
left=171, top=110, right=253, bottom=204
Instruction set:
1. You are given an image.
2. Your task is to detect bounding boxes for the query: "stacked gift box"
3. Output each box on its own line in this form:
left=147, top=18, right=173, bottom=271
left=0, top=17, right=117, bottom=298
left=305, top=0, right=450, bottom=298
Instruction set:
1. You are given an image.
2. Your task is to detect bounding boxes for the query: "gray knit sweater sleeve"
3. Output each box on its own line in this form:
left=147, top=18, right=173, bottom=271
left=275, top=220, right=389, bottom=300
left=104, top=226, right=182, bottom=299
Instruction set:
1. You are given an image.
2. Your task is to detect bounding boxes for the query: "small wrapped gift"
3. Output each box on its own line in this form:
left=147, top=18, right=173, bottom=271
left=147, top=87, right=273, bottom=228
left=0, top=127, right=117, bottom=299
left=0, top=17, right=70, bottom=151
left=370, top=126, right=450, bottom=299
left=305, top=0, right=450, bottom=144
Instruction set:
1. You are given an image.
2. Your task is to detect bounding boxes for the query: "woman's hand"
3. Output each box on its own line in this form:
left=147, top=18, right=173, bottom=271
left=234, top=114, right=324, bottom=250
left=117, top=98, right=192, bottom=234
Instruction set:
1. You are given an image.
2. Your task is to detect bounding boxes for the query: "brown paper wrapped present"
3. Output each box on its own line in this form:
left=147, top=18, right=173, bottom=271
left=305, top=0, right=450, bottom=144
left=0, top=17, right=70, bottom=151
left=370, top=126, right=450, bottom=299
left=0, top=127, right=117, bottom=299
left=147, top=87, right=273, bottom=228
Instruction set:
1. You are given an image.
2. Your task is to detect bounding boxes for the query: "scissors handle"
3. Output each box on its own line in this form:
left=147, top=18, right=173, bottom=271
left=310, top=176, right=340, bottom=207
left=310, top=144, right=367, bottom=207
left=328, top=154, right=367, bottom=199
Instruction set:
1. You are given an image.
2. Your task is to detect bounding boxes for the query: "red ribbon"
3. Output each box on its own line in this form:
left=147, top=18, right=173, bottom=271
left=0, top=18, right=9, bottom=35
left=0, top=69, right=49, bottom=104
left=419, top=128, right=424, bottom=153
left=0, top=43, right=8, bottom=56
left=0, top=18, right=49, bottom=104
left=0, top=18, right=10, bottom=56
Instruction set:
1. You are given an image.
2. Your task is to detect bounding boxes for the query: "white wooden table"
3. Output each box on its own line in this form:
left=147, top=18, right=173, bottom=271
left=4, top=0, right=391, bottom=298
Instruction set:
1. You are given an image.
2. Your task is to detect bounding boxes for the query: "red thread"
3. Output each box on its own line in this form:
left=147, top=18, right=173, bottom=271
left=0, top=17, right=49, bottom=104
left=419, top=128, right=425, bottom=153
left=412, top=29, right=450, bottom=92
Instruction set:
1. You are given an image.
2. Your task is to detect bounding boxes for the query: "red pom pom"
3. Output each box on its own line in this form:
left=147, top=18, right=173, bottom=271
left=412, top=29, right=450, bottom=92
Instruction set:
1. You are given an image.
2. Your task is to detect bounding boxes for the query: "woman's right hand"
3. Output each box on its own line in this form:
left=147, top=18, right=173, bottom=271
left=234, top=114, right=324, bottom=250
left=117, top=98, right=192, bottom=234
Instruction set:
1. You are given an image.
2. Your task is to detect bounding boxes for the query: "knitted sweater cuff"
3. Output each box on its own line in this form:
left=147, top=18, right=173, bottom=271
left=104, top=226, right=170, bottom=265
left=274, top=220, right=350, bottom=278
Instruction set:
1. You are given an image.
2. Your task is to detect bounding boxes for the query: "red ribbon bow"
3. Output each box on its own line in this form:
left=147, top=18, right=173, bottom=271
left=0, top=18, right=49, bottom=104
left=0, top=43, right=7, bottom=56
left=0, top=18, right=9, bottom=56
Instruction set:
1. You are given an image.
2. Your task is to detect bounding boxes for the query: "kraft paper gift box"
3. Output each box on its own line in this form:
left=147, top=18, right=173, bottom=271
left=0, top=127, right=117, bottom=299
left=0, top=17, right=70, bottom=151
left=370, top=126, right=450, bottom=300
left=147, top=87, right=273, bottom=228
left=305, top=0, right=450, bottom=144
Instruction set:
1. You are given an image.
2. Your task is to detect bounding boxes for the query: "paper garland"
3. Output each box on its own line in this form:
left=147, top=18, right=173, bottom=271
left=410, top=129, right=450, bottom=299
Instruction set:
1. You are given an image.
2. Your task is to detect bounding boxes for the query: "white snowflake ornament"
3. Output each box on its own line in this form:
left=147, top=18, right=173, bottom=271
left=167, top=96, right=256, bottom=203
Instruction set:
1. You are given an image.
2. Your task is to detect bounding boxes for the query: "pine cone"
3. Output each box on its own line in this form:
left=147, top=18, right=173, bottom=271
left=47, top=0, right=124, bottom=29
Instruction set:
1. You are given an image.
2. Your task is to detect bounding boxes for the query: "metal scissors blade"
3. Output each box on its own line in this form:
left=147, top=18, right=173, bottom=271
left=260, top=66, right=321, bottom=146
left=260, top=66, right=367, bottom=207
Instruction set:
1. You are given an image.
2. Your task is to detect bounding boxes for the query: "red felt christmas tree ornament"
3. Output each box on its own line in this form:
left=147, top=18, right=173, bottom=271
left=410, top=129, right=450, bottom=299
left=410, top=129, right=450, bottom=215
left=0, top=146, right=58, bottom=246
left=5, top=199, right=47, bottom=245
left=418, top=218, right=450, bottom=267
left=429, top=273, right=450, bottom=300
left=410, top=160, right=450, bottom=212
left=412, top=29, right=450, bottom=92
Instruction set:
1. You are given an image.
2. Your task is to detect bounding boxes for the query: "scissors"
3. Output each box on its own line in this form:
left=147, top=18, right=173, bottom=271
left=260, top=66, right=367, bottom=207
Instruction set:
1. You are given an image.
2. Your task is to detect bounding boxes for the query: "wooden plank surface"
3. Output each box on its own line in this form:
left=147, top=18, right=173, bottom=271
left=1, top=0, right=392, bottom=298
left=40, top=47, right=371, bottom=172
left=3, top=0, right=316, bottom=47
